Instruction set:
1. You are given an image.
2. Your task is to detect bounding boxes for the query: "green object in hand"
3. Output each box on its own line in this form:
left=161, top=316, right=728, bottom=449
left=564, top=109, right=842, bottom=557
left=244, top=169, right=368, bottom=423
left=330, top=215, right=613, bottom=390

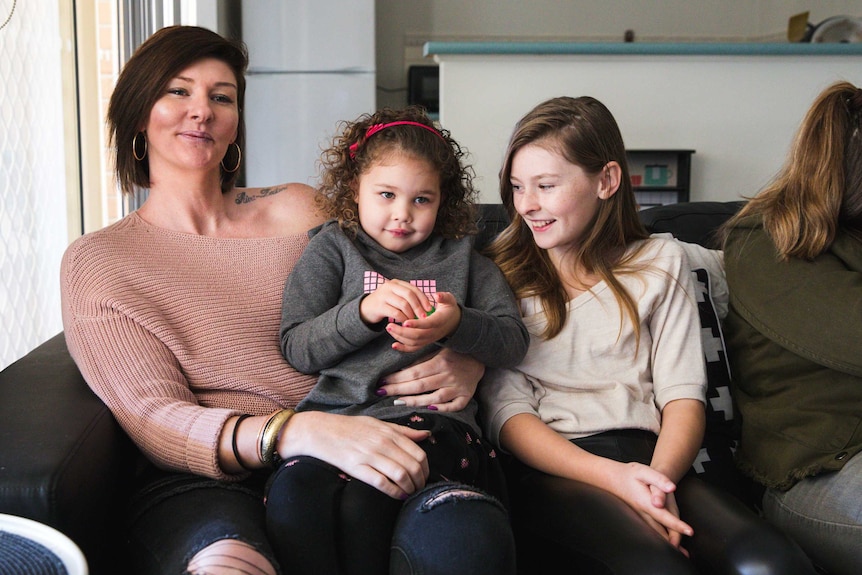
left=414, top=306, right=436, bottom=319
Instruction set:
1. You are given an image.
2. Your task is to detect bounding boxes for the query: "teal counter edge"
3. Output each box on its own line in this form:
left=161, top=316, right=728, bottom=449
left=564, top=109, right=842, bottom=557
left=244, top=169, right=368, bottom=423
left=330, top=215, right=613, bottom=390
left=424, top=41, right=862, bottom=57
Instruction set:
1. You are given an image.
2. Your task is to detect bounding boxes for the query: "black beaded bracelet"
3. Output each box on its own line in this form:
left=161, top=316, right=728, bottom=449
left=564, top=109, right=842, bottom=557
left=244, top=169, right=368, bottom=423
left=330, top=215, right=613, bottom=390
left=231, top=414, right=252, bottom=471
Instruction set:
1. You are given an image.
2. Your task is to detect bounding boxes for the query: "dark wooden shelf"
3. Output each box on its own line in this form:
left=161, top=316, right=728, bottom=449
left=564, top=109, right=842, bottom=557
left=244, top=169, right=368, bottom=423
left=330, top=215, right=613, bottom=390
left=626, top=149, right=694, bottom=208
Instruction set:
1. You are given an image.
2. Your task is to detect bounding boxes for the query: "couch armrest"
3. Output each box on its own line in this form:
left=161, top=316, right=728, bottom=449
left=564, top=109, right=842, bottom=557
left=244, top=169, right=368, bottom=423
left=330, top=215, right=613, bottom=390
left=0, top=333, right=136, bottom=573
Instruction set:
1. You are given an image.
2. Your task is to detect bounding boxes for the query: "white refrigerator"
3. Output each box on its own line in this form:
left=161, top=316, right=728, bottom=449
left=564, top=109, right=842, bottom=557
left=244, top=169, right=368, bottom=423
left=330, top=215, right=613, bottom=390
left=241, top=0, right=376, bottom=187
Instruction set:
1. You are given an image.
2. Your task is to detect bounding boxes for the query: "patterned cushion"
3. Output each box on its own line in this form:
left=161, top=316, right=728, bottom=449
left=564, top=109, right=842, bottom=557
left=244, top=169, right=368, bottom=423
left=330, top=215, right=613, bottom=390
left=690, top=267, right=749, bottom=500
left=691, top=268, right=739, bottom=472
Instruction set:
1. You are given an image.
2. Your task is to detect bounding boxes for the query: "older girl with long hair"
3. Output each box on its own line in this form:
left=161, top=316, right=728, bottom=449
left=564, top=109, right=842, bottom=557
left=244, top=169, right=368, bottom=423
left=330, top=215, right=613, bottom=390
left=480, top=96, right=816, bottom=574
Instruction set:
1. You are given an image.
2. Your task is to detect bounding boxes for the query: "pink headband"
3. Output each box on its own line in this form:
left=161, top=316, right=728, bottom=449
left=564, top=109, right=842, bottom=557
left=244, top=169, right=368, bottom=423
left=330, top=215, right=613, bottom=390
left=348, top=121, right=444, bottom=159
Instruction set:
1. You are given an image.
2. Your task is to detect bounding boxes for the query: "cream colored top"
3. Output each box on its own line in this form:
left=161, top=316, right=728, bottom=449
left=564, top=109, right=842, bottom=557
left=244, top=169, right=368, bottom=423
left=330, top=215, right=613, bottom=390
left=480, top=238, right=706, bottom=447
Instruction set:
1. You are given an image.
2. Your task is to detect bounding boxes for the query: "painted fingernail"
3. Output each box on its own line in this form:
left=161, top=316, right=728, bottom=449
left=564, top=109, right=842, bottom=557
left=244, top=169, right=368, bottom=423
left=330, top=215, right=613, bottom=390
left=393, top=399, right=406, bottom=406
left=428, top=405, right=438, bottom=411
left=375, top=388, right=387, bottom=396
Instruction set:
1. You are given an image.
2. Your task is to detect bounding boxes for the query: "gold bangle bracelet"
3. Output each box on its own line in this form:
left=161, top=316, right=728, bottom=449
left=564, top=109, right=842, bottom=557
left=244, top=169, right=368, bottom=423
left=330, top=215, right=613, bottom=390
left=259, top=409, right=296, bottom=466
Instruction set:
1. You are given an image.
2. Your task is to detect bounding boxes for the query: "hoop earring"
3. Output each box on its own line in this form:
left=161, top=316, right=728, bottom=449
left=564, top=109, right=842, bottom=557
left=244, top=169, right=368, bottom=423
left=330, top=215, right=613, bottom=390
left=221, top=142, right=242, bottom=173
left=132, top=132, right=147, bottom=161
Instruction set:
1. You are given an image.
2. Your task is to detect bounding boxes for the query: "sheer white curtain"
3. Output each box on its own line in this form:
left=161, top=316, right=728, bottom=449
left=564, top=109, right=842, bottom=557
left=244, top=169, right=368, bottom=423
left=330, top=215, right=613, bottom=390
left=0, top=0, right=224, bottom=370
left=0, top=0, right=67, bottom=370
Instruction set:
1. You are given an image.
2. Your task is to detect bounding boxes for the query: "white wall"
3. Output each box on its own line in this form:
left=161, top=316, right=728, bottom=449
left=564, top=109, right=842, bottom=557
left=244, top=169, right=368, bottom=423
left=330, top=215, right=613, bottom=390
left=434, top=50, right=862, bottom=203
left=376, top=0, right=861, bottom=108
left=373, top=0, right=861, bottom=203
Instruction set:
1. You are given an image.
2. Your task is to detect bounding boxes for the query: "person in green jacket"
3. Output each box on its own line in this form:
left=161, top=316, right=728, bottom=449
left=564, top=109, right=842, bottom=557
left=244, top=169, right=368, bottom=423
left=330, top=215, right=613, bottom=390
left=721, top=81, right=862, bottom=575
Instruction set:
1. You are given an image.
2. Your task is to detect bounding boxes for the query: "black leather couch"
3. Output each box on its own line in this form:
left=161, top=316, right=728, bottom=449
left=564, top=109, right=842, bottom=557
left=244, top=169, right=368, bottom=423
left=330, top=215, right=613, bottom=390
left=0, top=201, right=747, bottom=574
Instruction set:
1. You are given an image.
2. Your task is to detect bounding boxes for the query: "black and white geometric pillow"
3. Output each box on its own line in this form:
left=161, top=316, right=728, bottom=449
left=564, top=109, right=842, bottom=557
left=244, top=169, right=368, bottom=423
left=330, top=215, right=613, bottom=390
left=690, top=267, right=743, bottom=493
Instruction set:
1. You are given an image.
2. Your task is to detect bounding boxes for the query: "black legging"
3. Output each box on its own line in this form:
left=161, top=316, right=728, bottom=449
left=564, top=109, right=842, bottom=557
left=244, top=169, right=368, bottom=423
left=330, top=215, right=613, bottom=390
left=507, top=430, right=818, bottom=575
left=265, top=456, right=516, bottom=575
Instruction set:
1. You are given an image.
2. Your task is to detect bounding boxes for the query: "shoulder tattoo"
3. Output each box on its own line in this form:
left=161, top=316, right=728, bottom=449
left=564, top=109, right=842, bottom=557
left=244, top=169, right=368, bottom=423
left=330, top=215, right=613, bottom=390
left=234, top=185, right=287, bottom=204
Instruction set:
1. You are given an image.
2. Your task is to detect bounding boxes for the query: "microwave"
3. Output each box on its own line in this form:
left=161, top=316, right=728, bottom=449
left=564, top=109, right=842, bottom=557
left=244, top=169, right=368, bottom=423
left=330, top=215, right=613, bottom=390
left=408, top=65, right=439, bottom=116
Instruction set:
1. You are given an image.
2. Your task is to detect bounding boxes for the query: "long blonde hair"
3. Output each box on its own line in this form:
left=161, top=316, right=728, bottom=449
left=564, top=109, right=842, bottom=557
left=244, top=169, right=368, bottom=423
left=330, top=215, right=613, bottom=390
left=722, top=81, right=862, bottom=259
left=487, top=96, right=649, bottom=340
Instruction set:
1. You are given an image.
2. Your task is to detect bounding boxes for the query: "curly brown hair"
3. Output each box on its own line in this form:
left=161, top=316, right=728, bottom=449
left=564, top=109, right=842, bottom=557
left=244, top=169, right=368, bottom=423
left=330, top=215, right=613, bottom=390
left=316, top=105, right=477, bottom=239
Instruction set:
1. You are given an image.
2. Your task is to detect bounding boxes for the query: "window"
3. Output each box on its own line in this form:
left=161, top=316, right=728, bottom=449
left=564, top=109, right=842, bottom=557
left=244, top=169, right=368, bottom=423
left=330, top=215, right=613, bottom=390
left=0, top=0, right=223, bottom=370
left=0, top=0, right=69, bottom=369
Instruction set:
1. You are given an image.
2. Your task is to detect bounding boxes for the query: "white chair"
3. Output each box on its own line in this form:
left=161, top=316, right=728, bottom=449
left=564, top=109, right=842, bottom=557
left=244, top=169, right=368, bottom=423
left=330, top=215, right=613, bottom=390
left=0, top=513, right=88, bottom=575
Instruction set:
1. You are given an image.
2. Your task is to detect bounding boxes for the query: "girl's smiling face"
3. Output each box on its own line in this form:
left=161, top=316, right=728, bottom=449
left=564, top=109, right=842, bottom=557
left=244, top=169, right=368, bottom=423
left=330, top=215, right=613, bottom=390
left=510, top=143, right=607, bottom=264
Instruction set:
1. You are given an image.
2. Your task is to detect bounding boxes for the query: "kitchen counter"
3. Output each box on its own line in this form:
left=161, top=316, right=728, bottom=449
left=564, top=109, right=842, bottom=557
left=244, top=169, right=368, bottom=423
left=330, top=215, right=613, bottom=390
left=425, top=41, right=862, bottom=203
left=424, top=41, right=862, bottom=56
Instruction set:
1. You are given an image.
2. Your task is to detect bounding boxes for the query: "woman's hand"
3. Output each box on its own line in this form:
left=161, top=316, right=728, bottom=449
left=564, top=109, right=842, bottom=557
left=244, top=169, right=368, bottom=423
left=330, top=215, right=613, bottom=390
left=375, top=347, right=484, bottom=412
left=276, top=411, right=431, bottom=500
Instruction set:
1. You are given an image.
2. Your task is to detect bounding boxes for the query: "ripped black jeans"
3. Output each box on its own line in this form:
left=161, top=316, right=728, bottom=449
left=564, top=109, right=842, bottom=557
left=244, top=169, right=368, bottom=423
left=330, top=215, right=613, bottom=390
left=264, top=414, right=515, bottom=575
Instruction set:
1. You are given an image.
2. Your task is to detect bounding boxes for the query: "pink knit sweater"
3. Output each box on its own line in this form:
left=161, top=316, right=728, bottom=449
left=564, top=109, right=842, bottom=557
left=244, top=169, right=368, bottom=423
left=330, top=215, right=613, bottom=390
left=61, top=212, right=317, bottom=480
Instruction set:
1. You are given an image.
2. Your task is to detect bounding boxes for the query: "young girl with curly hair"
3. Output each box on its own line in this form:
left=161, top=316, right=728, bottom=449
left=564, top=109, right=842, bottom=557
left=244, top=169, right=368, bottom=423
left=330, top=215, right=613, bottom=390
left=270, top=106, right=528, bottom=575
